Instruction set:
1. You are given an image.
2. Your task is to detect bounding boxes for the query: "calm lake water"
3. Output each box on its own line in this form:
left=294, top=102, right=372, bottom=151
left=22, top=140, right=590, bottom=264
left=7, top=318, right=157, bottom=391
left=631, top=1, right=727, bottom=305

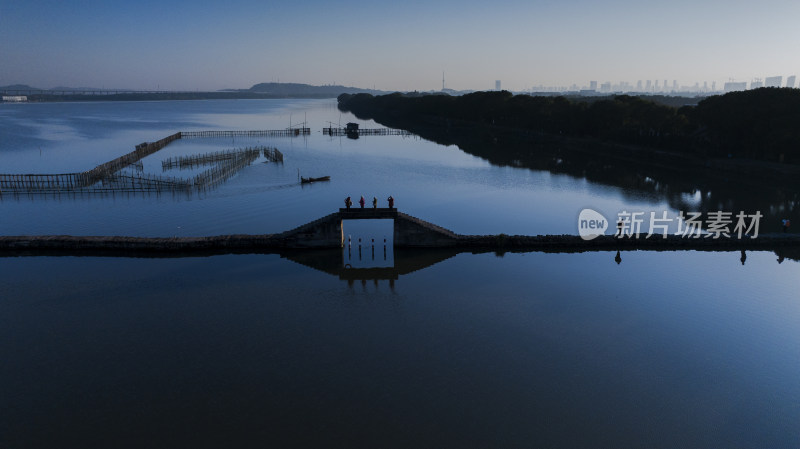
left=0, top=99, right=690, bottom=237
left=1, top=99, right=799, bottom=448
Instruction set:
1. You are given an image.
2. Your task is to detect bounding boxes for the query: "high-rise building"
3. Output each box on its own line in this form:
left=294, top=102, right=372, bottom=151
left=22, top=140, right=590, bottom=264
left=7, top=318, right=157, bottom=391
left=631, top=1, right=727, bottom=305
left=495, top=80, right=501, bottom=91
left=764, top=76, right=782, bottom=88
left=787, top=76, right=796, bottom=89
left=636, top=80, right=643, bottom=90
left=664, top=80, right=668, bottom=91
left=712, top=81, right=716, bottom=91
left=724, top=81, right=747, bottom=92
left=673, top=80, right=678, bottom=90
left=751, top=79, right=763, bottom=89
left=645, top=80, right=652, bottom=91
left=589, top=81, right=597, bottom=90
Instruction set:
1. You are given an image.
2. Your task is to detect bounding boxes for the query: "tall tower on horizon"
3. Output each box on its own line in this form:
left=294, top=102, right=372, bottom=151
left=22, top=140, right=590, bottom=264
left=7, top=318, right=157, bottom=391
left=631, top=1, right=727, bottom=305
left=495, top=80, right=501, bottom=91
left=442, top=72, right=445, bottom=91
left=764, top=76, right=782, bottom=88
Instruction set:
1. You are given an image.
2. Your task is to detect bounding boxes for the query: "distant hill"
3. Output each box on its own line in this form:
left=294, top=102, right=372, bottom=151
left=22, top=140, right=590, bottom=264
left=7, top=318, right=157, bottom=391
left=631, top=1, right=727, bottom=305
left=3, top=82, right=387, bottom=98
left=244, top=82, right=384, bottom=96
left=0, top=84, right=105, bottom=92
left=0, top=84, right=40, bottom=91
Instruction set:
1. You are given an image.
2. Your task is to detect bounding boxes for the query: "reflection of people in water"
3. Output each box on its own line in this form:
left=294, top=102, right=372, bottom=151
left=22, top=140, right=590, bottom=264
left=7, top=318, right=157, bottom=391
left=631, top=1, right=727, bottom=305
left=777, top=252, right=785, bottom=264
left=740, top=249, right=746, bottom=265
left=614, top=250, right=622, bottom=264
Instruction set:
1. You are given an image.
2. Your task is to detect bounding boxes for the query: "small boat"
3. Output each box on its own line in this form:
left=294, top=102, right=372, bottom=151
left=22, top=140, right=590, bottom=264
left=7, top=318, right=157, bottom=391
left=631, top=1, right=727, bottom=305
left=301, top=175, right=330, bottom=184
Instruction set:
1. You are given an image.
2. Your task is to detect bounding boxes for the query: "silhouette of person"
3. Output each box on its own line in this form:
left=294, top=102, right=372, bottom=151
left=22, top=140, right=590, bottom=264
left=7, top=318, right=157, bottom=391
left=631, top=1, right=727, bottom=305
left=359, top=196, right=365, bottom=208
left=372, top=196, right=377, bottom=209
left=345, top=196, right=352, bottom=210
left=387, top=195, right=394, bottom=208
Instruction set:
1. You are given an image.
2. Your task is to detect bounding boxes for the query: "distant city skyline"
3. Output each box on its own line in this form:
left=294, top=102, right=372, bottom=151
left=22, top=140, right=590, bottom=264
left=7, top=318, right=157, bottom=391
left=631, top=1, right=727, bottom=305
left=529, top=75, right=796, bottom=94
left=2, top=0, right=800, bottom=93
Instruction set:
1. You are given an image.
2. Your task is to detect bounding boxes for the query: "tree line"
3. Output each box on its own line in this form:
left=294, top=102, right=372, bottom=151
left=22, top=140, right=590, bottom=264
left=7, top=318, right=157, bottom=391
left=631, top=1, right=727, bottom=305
left=338, top=88, right=800, bottom=164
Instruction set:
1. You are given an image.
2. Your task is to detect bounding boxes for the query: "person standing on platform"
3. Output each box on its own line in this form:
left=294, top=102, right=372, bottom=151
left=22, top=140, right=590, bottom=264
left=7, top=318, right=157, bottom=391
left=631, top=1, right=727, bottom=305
left=387, top=196, right=394, bottom=208
left=372, top=197, right=377, bottom=209
left=359, top=196, right=365, bottom=208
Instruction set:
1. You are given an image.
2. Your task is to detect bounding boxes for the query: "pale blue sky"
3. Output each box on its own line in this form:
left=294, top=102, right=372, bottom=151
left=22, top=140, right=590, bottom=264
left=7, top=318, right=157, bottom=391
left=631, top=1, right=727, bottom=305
left=2, top=0, right=799, bottom=91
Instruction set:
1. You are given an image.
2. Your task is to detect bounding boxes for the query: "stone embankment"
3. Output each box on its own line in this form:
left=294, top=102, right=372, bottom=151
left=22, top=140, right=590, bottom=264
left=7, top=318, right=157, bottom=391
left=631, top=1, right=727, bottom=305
left=0, top=234, right=284, bottom=254
left=457, top=233, right=800, bottom=251
left=1, top=232, right=798, bottom=256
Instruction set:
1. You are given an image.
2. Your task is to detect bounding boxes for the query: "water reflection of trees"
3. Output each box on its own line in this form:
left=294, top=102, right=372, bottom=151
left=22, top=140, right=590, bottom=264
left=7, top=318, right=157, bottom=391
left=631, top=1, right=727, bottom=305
left=350, top=115, right=799, bottom=235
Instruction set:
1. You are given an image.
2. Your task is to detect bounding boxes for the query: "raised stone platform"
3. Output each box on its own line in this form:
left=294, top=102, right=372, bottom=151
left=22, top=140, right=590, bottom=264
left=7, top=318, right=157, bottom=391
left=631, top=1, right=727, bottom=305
left=275, top=208, right=459, bottom=248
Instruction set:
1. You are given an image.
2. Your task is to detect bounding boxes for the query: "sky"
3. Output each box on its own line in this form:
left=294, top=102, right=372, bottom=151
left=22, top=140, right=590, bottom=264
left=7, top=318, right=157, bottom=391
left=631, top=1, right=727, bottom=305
left=2, top=0, right=799, bottom=92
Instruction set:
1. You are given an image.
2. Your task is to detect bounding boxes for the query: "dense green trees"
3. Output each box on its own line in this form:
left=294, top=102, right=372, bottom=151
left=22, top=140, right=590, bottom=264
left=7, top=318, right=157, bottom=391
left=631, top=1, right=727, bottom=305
left=689, top=88, right=800, bottom=162
left=339, top=88, right=800, bottom=164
